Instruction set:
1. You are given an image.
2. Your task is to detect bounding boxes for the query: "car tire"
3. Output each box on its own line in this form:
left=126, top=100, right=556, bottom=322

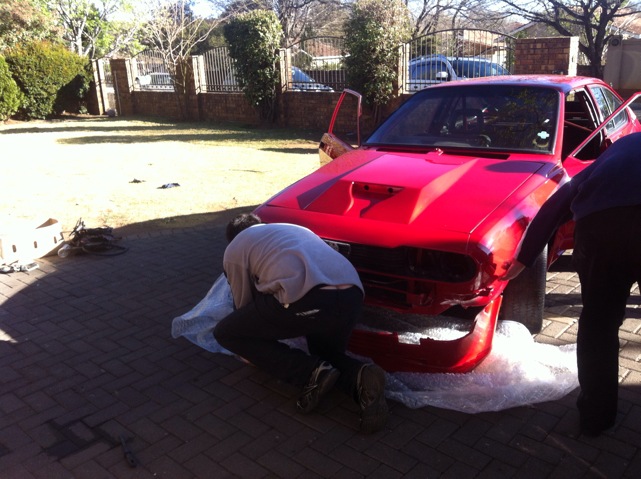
left=500, top=246, right=547, bottom=334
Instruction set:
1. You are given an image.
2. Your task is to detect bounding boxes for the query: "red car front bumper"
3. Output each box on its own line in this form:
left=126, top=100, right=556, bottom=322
left=347, top=297, right=501, bottom=373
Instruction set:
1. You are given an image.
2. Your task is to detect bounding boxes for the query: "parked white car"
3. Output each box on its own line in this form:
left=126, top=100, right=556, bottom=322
left=135, top=72, right=173, bottom=90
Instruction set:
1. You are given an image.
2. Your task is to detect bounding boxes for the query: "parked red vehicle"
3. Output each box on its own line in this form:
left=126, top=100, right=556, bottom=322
left=254, top=75, right=641, bottom=373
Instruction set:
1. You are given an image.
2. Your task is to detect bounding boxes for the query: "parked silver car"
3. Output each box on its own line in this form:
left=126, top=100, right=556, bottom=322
left=408, top=55, right=509, bottom=91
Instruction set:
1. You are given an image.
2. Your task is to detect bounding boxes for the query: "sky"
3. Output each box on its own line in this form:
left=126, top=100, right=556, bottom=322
left=191, top=0, right=220, bottom=18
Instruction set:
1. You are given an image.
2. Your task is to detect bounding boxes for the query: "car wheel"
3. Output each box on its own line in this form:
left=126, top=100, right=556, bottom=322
left=500, top=246, right=547, bottom=334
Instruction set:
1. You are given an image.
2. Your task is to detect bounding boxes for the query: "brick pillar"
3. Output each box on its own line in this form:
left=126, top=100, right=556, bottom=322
left=110, top=58, right=134, bottom=116
left=513, top=37, right=579, bottom=75
left=174, top=57, right=199, bottom=120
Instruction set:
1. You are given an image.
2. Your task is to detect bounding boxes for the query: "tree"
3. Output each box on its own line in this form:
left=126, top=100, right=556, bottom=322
left=219, top=0, right=348, bottom=45
left=5, top=41, right=90, bottom=119
left=90, top=1, right=148, bottom=58
left=46, top=0, right=144, bottom=58
left=403, top=0, right=514, bottom=37
left=142, top=0, right=225, bottom=119
left=344, top=0, right=412, bottom=118
left=0, top=0, right=58, bottom=52
left=0, top=54, right=22, bottom=120
left=223, top=9, right=282, bottom=121
left=499, top=0, right=641, bottom=77
left=50, top=0, right=123, bottom=57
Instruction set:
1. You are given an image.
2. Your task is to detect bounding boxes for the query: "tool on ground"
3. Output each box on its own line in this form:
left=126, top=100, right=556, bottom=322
left=119, top=434, right=138, bottom=468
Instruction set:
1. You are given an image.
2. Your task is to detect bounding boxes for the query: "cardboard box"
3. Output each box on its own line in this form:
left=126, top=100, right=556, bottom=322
left=0, top=218, right=64, bottom=264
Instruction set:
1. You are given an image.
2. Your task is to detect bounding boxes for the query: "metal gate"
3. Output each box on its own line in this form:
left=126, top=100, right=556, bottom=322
left=403, top=29, right=516, bottom=93
left=283, top=36, right=346, bottom=92
left=93, top=58, right=117, bottom=114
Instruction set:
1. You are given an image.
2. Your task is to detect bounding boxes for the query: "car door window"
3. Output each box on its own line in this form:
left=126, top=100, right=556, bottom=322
left=590, top=86, right=628, bottom=132
left=563, top=90, right=602, bottom=159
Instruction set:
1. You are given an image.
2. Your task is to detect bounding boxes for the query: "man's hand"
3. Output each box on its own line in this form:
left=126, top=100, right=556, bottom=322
left=501, top=260, right=526, bottom=281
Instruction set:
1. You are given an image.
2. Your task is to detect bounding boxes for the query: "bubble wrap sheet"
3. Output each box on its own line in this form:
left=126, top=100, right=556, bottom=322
left=172, top=274, right=578, bottom=413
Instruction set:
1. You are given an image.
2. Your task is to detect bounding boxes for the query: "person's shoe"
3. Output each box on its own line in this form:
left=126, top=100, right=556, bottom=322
left=296, top=361, right=340, bottom=414
left=357, top=364, right=389, bottom=433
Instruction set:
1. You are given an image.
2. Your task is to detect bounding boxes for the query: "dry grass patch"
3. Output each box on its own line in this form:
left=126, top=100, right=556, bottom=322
left=1, top=117, right=322, bottom=235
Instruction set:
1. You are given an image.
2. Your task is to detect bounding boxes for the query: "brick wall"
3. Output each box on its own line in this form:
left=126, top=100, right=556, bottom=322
left=132, top=91, right=184, bottom=119
left=279, top=91, right=342, bottom=130
left=199, top=93, right=260, bottom=125
left=513, top=37, right=578, bottom=75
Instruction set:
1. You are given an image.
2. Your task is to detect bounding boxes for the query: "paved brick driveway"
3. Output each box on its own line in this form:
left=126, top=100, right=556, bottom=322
left=2, top=219, right=641, bottom=478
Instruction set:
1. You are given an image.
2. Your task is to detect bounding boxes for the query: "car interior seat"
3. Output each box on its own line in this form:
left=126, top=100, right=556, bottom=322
left=449, top=108, right=484, bottom=133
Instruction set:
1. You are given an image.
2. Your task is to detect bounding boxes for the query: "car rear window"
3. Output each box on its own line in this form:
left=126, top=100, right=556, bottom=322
left=451, top=60, right=508, bottom=78
left=365, top=84, right=560, bottom=154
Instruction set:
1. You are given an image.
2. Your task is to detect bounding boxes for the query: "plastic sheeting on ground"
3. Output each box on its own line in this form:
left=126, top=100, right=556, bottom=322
left=172, top=274, right=579, bottom=413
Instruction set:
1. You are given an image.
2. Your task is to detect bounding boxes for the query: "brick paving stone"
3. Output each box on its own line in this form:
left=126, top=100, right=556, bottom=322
left=3, top=226, right=641, bottom=478
left=363, top=441, right=418, bottom=474
left=414, top=417, right=460, bottom=448
left=331, top=445, right=382, bottom=476
left=204, top=430, right=253, bottom=463
left=256, top=449, right=307, bottom=477
left=451, top=415, right=492, bottom=446
left=292, top=446, right=345, bottom=477
left=438, top=437, right=492, bottom=471
left=474, top=437, right=529, bottom=468
left=441, top=460, right=478, bottom=478
left=476, top=459, right=518, bottom=478
left=184, top=453, right=234, bottom=479
left=364, top=464, right=404, bottom=479
left=220, top=451, right=270, bottom=478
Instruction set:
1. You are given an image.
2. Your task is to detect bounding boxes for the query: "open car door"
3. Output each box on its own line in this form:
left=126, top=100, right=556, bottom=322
left=563, top=92, right=641, bottom=176
left=319, top=89, right=362, bottom=164
left=549, top=91, right=641, bottom=258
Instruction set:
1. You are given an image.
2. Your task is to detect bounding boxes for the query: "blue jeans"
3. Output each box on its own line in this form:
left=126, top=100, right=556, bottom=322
left=573, top=205, right=641, bottom=430
left=214, top=285, right=365, bottom=394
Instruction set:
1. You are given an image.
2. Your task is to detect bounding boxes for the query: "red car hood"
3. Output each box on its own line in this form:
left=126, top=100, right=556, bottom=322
left=266, top=149, right=548, bottom=236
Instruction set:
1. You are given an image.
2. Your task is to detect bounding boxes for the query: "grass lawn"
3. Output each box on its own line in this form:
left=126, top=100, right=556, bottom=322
left=0, top=116, right=323, bottom=236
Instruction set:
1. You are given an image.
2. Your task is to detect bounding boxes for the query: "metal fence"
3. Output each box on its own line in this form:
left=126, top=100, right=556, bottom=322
left=284, top=36, right=346, bottom=92
left=129, top=30, right=515, bottom=96
left=403, top=29, right=515, bottom=93
left=131, top=50, right=174, bottom=91
left=198, top=37, right=346, bottom=93
left=200, top=46, right=241, bottom=92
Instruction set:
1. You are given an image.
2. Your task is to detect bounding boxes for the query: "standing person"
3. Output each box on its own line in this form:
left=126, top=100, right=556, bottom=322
left=213, top=213, right=389, bottom=433
left=502, top=132, right=641, bottom=436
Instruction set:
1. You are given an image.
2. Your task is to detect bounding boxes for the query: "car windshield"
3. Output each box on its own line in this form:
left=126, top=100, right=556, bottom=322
left=365, top=85, right=560, bottom=154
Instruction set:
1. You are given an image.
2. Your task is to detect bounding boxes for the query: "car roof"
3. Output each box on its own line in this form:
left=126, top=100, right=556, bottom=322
left=447, top=57, right=496, bottom=63
left=420, top=74, right=608, bottom=93
left=409, top=54, right=448, bottom=62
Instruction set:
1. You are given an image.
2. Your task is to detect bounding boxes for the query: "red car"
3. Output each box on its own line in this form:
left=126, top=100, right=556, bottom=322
left=254, top=76, right=641, bottom=373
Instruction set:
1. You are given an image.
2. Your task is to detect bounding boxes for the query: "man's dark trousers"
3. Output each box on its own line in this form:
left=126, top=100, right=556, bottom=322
left=214, top=286, right=364, bottom=394
left=573, top=205, right=641, bottom=432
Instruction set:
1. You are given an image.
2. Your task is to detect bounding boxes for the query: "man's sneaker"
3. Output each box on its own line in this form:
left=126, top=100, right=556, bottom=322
left=296, top=361, right=340, bottom=414
left=357, top=364, right=388, bottom=433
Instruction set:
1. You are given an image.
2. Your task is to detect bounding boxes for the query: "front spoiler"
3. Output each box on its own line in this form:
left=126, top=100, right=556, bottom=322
left=347, top=297, right=501, bottom=373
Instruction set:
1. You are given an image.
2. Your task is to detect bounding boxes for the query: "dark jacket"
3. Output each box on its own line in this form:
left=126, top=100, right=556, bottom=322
left=517, top=132, right=641, bottom=266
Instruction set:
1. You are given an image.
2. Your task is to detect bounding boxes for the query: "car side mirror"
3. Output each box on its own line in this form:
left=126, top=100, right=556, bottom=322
left=435, top=71, right=449, bottom=81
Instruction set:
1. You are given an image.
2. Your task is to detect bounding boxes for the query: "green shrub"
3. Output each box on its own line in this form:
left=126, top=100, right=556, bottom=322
left=223, top=10, right=283, bottom=122
left=0, top=55, right=22, bottom=120
left=5, top=41, right=90, bottom=119
left=344, top=0, right=411, bottom=111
